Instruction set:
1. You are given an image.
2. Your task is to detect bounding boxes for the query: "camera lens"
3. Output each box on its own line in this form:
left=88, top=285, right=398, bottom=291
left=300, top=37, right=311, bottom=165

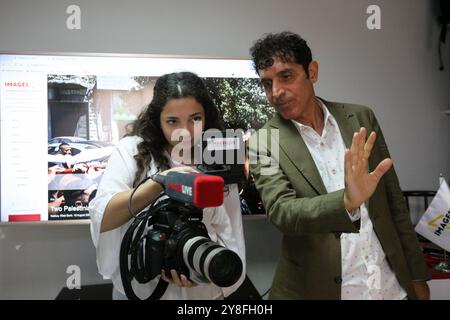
left=203, top=247, right=243, bottom=287
left=183, top=236, right=243, bottom=287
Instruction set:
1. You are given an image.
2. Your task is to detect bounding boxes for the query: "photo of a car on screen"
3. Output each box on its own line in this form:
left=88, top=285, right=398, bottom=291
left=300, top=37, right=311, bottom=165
left=48, top=136, right=114, bottom=174
left=47, top=136, right=114, bottom=220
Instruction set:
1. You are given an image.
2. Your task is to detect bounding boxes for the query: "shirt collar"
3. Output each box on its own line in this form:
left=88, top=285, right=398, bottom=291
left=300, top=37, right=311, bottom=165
left=291, top=98, right=334, bottom=131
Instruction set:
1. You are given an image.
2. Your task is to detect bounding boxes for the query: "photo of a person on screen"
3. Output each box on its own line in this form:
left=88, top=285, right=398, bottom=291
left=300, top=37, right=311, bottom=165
left=57, top=143, right=72, bottom=155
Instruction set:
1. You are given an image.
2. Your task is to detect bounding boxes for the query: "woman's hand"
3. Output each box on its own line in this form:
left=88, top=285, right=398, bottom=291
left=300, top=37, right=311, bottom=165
left=159, top=166, right=198, bottom=176
left=160, top=269, right=198, bottom=288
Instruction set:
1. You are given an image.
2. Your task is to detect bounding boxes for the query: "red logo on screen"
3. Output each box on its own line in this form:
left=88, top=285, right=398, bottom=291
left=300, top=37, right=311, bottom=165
left=4, top=81, right=30, bottom=88
left=8, top=214, right=41, bottom=222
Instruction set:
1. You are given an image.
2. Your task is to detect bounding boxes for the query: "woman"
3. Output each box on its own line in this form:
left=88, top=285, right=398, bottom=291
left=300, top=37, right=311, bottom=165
left=89, top=72, right=246, bottom=300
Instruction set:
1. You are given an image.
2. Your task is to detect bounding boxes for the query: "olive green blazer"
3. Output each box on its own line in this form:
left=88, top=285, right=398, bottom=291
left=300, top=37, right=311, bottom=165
left=249, top=100, right=430, bottom=300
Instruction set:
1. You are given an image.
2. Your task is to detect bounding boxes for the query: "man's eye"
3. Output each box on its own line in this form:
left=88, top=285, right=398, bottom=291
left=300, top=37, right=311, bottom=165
left=192, top=116, right=203, bottom=122
left=167, top=119, right=176, bottom=125
left=262, top=81, right=271, bottom=89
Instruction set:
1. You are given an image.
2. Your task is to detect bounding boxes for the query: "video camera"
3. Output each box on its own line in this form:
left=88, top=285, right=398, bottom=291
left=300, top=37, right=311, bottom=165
left=194, top=129, right=246, bottom=184
left=119, top=130, right=245, bottom=300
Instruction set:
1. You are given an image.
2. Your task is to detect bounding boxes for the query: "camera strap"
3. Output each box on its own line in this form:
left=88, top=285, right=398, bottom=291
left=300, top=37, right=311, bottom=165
left=120, top=193, right=172, bottom=300
left=120, top=209, right=169, bottom=300
left=149, top=279, right=168, bottom=300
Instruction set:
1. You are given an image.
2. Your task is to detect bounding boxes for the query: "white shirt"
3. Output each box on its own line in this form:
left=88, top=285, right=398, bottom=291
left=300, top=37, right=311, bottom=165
left=89, top=136, right=246, bottom=300
left=291, top=100, right=407, bottom=300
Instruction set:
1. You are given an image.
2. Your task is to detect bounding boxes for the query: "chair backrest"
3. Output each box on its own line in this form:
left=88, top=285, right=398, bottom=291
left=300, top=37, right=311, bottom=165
left=403, top=190, right=436, bottom=211
left=402, top=190, right=436, bottom=225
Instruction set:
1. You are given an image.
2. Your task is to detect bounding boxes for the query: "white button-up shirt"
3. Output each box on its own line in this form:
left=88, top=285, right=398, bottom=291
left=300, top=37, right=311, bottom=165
left=291, top=100, right=407, bottom=300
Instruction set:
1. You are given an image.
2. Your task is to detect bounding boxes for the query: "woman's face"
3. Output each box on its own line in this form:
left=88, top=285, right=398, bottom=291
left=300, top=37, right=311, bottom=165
left=160, top=97, right=205, bottom=153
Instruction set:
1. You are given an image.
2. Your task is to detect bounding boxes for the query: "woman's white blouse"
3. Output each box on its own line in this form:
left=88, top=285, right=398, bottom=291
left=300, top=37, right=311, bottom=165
left=89, top=136, right=246, bottom=299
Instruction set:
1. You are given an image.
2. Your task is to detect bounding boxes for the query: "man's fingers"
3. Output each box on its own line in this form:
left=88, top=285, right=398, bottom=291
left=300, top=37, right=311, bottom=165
left=345, top=148, right=352, bottom=175
left=364, top=131, right=376, bottom=160
left=350, top=132, right=359, bottom=170
left=371, top=158, right=393, bottom=180
left=350, top=128, right=371, bottom=173
left=357, top=128, right=366, bottom=171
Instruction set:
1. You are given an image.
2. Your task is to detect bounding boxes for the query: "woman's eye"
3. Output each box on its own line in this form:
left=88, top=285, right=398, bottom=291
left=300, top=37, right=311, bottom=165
left=167, top=119, right=176, bottom=125
left=192, top=116, right=203, bottom=122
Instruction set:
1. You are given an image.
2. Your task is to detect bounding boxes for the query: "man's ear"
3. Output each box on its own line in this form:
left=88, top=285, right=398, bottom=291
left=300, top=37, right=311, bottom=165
left=308, top=60, right=319, bottom=83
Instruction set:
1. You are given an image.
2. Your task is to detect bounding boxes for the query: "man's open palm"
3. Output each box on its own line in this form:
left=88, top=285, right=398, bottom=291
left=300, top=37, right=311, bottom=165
left=343, top=127, right=393, bottom=212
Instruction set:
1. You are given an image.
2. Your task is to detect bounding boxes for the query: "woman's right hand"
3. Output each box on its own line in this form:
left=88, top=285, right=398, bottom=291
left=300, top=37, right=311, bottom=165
left=101, top=167, right=197, bottom=233
left=158, top=166, right=198, bottom=176
left=160, top=269, right=198, bottom=288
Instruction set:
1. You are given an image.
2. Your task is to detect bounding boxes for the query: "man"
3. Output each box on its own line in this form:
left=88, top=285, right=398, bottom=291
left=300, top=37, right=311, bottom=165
left=57, top=143, right=72, bottom=155
left=248, top=31, right=430, bottom=300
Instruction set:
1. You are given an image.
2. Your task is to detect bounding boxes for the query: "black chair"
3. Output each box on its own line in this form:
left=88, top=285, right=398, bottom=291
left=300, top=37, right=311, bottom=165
left=402, top=190, right=437, bottom=245
left=402, top=190, right=436, bottom=212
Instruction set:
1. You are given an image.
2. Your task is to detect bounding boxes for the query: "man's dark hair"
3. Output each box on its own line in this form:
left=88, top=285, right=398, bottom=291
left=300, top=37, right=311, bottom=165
left=249, top=31, right=313, bottom=77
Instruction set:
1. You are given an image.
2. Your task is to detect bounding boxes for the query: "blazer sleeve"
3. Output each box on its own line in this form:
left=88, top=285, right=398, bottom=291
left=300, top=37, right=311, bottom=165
left=248, top=128, right=359, bottom=236
left=368, top=110, right=430, bottom=281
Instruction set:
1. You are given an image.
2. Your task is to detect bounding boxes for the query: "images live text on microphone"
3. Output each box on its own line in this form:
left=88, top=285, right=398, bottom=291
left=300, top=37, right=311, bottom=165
left=153, top=171, right=225, bottom=208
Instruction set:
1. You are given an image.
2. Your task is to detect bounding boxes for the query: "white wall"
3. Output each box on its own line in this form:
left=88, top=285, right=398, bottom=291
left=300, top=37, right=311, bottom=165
left=0, top=0, right=449, bottom=299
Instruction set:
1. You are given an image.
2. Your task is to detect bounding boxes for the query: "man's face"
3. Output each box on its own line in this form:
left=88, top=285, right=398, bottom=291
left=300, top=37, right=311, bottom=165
left=61, top=145, right=72, bottom=155
left=258, top=57, right=318, bottom=122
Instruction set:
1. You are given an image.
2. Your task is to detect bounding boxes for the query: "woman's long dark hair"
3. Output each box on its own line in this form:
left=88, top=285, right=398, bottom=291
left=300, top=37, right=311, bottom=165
left=128, top=72, right=223, bottom=187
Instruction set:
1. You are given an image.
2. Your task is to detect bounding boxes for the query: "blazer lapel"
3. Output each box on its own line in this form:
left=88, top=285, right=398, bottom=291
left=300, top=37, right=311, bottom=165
left=268, top=100, right=361, bottom=196
left=270, top=114, right=327, bottom=195
left=327, top=100, right=373, bottom=221
left=325, top=100, right=361, bottom=149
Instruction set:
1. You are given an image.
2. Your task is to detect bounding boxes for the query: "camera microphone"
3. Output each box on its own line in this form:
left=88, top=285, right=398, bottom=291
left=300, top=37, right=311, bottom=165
left=153, top=171, right=224, bottom=208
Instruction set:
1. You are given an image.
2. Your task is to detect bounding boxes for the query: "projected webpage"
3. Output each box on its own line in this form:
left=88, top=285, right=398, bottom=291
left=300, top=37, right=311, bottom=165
left=0, top=54, right=270, bottom=222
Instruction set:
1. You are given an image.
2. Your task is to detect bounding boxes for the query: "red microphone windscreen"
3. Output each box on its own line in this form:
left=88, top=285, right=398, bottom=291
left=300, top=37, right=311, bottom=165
left=193, top=175, right=224, bottom=208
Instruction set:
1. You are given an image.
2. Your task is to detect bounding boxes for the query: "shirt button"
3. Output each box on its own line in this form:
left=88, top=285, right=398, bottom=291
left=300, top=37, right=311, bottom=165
left=331, top=169, right=337, bottom=175
left=320, top=142, right=324, bottom=147
left=334, top=276, right=342, bottom=284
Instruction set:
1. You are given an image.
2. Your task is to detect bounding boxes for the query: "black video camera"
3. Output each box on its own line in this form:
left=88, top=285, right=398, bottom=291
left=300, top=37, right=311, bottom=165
left=144, top=200, right=242, bottom=285
left=120, top=194, right=243, bottom=300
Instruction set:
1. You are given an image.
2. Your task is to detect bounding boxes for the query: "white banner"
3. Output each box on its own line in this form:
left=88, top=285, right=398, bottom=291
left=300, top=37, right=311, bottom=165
left=415, top=180, right=450, bottom=252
